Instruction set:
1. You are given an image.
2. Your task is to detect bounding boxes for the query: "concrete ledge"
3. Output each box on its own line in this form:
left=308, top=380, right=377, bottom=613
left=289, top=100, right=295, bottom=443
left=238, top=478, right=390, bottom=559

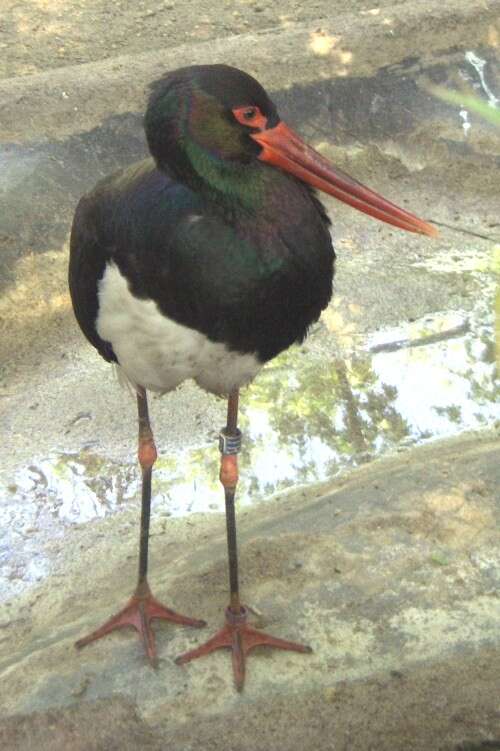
left=1, top=430, right=499, bottom=749
left=0, top=0, right=498, bottom=141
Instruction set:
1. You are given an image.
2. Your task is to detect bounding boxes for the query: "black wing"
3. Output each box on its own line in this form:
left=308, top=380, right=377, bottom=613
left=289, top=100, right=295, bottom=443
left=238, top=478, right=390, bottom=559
left=68, top=191, right=117, bottom=363
left=68, top=158, right=168, bottom=364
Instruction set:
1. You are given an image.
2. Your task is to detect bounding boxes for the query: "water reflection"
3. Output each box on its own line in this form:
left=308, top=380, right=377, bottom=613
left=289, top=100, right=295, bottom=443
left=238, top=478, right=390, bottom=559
left=4, top=297, right=497, bottom=536
left=1, top=293, right=498, bottom=601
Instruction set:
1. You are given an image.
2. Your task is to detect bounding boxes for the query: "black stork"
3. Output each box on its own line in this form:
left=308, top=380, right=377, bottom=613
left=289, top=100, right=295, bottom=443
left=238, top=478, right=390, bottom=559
left=69, top=64, right=437, bottom=691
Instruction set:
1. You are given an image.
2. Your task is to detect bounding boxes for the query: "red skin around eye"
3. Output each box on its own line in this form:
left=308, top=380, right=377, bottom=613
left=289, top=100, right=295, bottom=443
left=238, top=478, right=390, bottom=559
left=232, top=106, right=268, bottom=130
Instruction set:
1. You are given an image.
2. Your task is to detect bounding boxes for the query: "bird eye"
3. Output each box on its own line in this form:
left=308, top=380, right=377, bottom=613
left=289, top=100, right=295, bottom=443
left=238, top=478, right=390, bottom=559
left=232, top=105, right=266, bottom=128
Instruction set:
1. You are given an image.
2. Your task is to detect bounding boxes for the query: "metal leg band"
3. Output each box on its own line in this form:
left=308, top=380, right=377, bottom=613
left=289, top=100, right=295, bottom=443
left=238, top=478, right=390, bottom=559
left=219, top=428, right=242, bottom=455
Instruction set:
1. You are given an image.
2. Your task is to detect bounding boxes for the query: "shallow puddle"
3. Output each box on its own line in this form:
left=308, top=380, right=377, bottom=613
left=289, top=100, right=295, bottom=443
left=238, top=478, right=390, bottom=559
left=2, top=276, right=497, bottom=602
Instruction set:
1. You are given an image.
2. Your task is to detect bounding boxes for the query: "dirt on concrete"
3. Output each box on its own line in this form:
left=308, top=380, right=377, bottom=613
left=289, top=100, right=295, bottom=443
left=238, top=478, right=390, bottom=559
left=0, top=0, right=404, bottom=80
left=1, top=0, right=499, bottom=142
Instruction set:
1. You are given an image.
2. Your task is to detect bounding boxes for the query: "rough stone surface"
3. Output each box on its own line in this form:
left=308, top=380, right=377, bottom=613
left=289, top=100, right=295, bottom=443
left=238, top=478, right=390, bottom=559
left=0, top=433, right=499, bottom=750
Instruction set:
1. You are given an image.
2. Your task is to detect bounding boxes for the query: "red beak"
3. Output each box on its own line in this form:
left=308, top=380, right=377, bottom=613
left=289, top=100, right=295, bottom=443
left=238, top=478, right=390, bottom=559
left=252, top=122, right=438, bottom=237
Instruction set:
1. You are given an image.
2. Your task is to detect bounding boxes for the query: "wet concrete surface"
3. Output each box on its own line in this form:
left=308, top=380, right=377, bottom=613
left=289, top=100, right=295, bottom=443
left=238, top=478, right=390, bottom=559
left=2, top=289, right=498, bottom=606
left=0, top=7, right=499, bottom=750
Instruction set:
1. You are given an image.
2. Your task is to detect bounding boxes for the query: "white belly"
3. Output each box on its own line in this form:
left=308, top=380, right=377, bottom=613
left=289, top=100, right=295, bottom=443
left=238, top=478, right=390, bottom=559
left=96, top=263, right=262, bottom=395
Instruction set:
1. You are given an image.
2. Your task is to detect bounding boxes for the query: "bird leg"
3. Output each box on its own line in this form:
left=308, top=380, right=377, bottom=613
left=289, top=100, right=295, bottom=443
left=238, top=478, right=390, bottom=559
left=75, top=386, right=205, bottom=667
left=176, top=389, right=311, bottom=690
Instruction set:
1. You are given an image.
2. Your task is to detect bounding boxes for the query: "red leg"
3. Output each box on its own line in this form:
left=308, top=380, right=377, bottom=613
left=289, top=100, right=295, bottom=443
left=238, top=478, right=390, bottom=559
left=75, top=387, right=205, bottom=666
left=176, top=606, right=311, bottom=690
left=176, top=391, right=311, bottom=690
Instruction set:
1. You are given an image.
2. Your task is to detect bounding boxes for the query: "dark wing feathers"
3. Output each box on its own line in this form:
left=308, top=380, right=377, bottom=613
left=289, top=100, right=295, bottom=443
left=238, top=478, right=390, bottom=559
left=69, top=194, right=118, bottom=363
